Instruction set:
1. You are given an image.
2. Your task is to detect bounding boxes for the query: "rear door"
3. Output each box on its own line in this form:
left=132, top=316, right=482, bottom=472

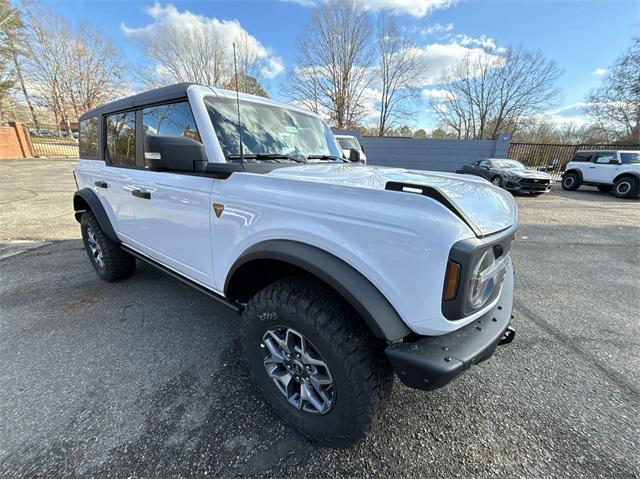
left=125, top=102, right=215, bottom=287
left=100, top=111, right=139, bottom=240
left=585, top=152, right=619, bottom=183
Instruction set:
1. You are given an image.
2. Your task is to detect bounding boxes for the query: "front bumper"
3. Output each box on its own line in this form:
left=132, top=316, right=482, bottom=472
left=505, top=178, right=551, bottom=193
left=385, top=261, right=515, bottom=391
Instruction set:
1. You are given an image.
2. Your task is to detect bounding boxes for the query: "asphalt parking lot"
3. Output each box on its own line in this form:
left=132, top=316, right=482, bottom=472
left=1, top=158, right=639, bottom=478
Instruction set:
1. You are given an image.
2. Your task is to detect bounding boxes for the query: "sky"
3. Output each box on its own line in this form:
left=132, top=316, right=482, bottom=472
left=34, top=0, right=640, bottom=130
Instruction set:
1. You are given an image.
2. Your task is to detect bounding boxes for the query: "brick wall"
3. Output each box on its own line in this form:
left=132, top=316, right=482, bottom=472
left=0, top=122, right=35, bottom=159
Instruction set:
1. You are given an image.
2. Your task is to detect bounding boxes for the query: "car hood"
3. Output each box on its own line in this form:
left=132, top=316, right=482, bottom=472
left=266, top=164, right=517, bottom=237
left=506, top=169, right=551, bottom=179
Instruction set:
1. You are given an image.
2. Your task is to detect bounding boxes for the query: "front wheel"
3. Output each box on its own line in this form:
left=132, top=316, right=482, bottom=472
left=562, top=172, right=581, bottom=191
left=613, top=176, right=639, bottom=199
left=491, top=176, right=503, bottom=188
left=241, top=276, right=393, bottom=447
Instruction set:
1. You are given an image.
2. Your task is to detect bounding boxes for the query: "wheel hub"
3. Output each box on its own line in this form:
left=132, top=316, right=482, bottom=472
left=86, top=227, right=104, bottom=268
left=261, top=326, right=334, bottom=415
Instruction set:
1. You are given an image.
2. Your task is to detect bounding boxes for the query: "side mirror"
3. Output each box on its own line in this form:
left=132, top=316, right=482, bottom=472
left=360, top=144, right=365, bottom=153
left=349, top=149, right=362, bottom=163
left=144, top=135, right=207, bottom=172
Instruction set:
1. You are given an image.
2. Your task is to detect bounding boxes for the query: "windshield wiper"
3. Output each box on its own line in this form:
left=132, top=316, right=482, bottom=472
left=228, top=153, right=308, bottom=163
left=306, top=155, right=347, bottom=163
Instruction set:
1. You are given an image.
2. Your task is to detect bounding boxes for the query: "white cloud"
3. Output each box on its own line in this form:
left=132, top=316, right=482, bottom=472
left=420, top=22, right=454, bottom=37
left=544, top=103, right=591, bottom=127
left=593, top=68, right=607, bottom=76
left=410, top=40, right=503, bottom=85
left=277, top=0, right=457, bottom=18
left=421, top=88, right=451, bottom=101
left=121, top=3, right=284, bottom=80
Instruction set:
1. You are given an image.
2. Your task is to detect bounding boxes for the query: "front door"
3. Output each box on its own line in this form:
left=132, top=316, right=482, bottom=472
left=584, top=152, right=620, bottom=183
left=125, top=102, right=215, bottom=288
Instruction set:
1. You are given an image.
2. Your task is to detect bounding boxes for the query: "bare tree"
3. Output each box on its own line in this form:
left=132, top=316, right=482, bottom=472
left=376, top=15, right=422, bottom=136
left=21, top=1, right=125, bottom=127
left=283, top=0, right=372, bottom=129
left=430, top=46, right=562, bottom=139
left=586, top=36, right=640, bottom=143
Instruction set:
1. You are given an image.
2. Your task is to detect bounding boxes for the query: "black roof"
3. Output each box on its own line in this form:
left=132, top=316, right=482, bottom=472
left=79, top=83, right=196, bottom=122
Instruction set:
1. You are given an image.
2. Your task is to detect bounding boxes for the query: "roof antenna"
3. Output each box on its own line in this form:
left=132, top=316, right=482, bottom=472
left=232, top=42, right=244, bottom=166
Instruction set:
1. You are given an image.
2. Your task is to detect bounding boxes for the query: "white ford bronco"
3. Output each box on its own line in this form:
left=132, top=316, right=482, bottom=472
left=562, top=150, right=640, bottom=198
left=73, top=83, right=517, bottom=446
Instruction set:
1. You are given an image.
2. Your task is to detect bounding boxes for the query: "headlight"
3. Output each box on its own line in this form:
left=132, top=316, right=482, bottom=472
left=506, top=175, right=521, bottom=183
left=468, top=248, right=508, bottom=309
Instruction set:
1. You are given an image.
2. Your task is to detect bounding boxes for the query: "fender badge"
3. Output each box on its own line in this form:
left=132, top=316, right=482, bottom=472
left=212, top=203, right=225, bottom=218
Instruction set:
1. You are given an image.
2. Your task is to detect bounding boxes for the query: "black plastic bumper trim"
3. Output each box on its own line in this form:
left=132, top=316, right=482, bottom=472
left=386, top=262, right=515, bottom=391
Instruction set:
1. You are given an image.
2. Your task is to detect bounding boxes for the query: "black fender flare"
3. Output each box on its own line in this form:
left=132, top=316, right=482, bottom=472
left=613, top=171, right=640, bottom=183
left=73, top=188, right=119, bottom=243
left=563, top=169, right=583, bottom=181
left=225, top=240, right=411, bottom=342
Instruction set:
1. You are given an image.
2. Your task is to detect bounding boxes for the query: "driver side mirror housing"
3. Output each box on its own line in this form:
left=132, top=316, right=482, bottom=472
left=144, top=135, right=207, bottom=172
left=349, top=149, right=362, bottom=163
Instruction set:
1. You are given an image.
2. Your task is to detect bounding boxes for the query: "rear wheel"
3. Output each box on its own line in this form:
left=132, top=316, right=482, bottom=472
left=597, top=185, right=613, bottom=193
left=241, top=276, right=393, bottom=447
left=613, top=176, right=639, bottom=199
left=562, top=172, right=581, bottom=191
left=81, top=211, right=135, bottom=281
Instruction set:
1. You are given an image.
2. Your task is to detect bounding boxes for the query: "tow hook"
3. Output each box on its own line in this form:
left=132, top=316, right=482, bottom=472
left=498, top=326, right=516, bottom=346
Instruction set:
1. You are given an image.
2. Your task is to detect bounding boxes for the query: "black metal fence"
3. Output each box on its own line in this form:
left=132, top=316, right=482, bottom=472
left=27, top=123, right=79, bottom=158
left=507, top=142, right=640, bottom=181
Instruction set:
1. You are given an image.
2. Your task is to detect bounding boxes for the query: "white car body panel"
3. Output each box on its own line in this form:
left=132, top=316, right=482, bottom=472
left=567, top=151, right=640, bottom=185
left=74, top=86, right=519, bottom=337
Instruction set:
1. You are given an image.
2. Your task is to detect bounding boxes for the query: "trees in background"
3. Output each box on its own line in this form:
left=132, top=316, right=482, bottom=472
left=1, top=1, right=125, bottom=126
left=586, top=36, right=640, bottom=144
left=430, top=46, right=562, bottom=140
left=284, top=0, right=373, bottom=129
left=376, top=15, right=423, bottom=136
left=134, top=18, right=269, bottom=96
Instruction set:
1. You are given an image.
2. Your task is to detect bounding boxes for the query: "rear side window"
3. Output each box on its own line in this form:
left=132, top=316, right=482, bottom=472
left=79, top=117, right=99, bottom=159
left=106, top=111, right=136, bottom=167
left=142, top=102, right=201, bottom=144
left=572, top=152, right=593, bottom=162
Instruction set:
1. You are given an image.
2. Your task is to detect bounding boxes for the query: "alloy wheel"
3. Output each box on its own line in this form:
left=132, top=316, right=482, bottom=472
left=86, top=227, right=104, bottom=268
left=261, top=326, right=334, bottom=415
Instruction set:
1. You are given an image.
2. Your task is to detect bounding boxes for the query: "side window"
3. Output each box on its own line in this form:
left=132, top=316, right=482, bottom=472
left=572, top=152, right=592, bottom=162
left=142, top=102, right=201, bottom=151
left=478, top=160, right=490, bottom=168
left=106, top=111, right=136, bottom=167
left=593, top=152, right=617, bottom=164
left=79, top=117, right=99, bottom=159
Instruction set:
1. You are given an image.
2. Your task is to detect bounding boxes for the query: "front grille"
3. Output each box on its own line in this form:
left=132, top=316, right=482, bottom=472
left=521, top=178, right=550, bottom=185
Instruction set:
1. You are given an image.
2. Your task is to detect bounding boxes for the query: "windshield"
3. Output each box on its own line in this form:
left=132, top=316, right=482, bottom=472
left=492, top=160, right=526, bottom=169
left=620, top=152, right=640, bottom=164
left=338, top=137, right=360, bottom=150
left=205, top=96, right=342, bottom=161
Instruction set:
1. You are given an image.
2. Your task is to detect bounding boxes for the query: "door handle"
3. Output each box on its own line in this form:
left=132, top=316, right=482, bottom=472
left=589, top=166, right=596, bottom=169
left=95, top=180, right=108, bottom=188
left=132, top=189, right=151, bottom=200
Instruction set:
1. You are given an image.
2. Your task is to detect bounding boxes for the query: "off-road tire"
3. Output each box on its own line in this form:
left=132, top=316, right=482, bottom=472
left=612, top=176, right=639, bottom=199
left=597, top=185, right=613, bottom=193
left=241, top=276, right=394, bottom=447
left=562, top=172, right=581, bottom=191
left=80, top=211, right=135, bottom=282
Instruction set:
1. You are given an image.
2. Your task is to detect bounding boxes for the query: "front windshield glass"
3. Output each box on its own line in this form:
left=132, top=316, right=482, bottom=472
left=205, top=96, right=342, bottom=160
left=620, top=152, right=640, bottom=164
left=492, top=160, right=526, bottom=169
left=338, top=137, right=360, bottom=150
